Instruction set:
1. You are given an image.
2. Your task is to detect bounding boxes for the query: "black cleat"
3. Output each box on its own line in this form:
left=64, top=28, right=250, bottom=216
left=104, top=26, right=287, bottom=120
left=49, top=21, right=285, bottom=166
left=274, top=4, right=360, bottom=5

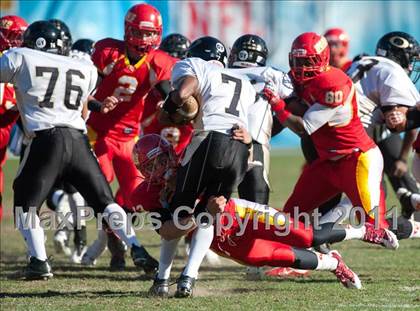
left=130, top=245, right=158, bottom=277
left=110, top=255, right=126, bottom=271
left=174, top=274, right=195, bottom=298
left=148, top=276, right=170, bottom=297
left=25, top=257, right=53, bottom=280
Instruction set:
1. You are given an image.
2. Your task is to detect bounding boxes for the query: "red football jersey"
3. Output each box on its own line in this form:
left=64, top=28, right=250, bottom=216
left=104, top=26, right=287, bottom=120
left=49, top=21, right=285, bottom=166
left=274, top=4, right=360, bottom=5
left=414, top=132, right=420, bottom=152
left=295, top=67, right=375, bottom=159
left=87, top=38, right=177, bottom=141
left=141, top=89, right=193, bottom=155
left=0, top=83, right=18, bottom=129
left=129, top=181, right=163, bottom=213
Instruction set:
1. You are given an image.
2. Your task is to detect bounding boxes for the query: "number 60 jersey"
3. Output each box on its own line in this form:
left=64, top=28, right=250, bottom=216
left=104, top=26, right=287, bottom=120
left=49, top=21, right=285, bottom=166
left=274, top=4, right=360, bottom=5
left=171, top=57, right=256, bottom=134
left=0, top=47, right=97, bottom=136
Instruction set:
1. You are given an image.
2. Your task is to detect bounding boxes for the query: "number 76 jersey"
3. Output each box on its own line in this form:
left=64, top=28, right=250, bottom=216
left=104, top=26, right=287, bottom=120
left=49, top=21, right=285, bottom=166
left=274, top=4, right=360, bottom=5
left=0, top=47, right=98, bottom=136
left=171, top=57, right=256, bottom=134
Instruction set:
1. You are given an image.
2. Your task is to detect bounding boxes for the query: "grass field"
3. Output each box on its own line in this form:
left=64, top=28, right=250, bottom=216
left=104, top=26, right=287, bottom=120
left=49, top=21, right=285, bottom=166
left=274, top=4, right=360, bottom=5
left=1, top=152, right=419, bottom=311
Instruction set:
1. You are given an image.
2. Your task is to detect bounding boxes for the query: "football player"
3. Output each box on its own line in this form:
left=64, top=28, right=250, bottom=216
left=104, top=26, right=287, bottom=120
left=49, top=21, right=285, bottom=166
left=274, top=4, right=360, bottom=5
left=324, top=28, right=352, bottom=72
left=0, top=15, right=28, bottom=221
left=347, top=31, right=420, bottom=218
left=141, top=33, right=193, bottom=156
left=156, top=36, right=256, bottom=297
left=131, top=135, right=400, bottom=296
left=265, top=32, right=393, bottom=232
left=0, top=20, right=156, bottom=280
left=87, top=3, right=177, bottom=210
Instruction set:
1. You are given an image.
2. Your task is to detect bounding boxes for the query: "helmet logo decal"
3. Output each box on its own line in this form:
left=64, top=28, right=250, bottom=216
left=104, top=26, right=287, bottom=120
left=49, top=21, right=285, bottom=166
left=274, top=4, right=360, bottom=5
left=238, top=50, right=248, bottom=61
left=35, top=37, right=46, bottom=48
left=390, top=36, right=409, bottom=49
left=314, top=36, right=328, bottom=54
left=216, top=42, right=225, bottom=52
left=125, top=12, right=136, bottom=23
left=0, top=20, right=13, bottom=29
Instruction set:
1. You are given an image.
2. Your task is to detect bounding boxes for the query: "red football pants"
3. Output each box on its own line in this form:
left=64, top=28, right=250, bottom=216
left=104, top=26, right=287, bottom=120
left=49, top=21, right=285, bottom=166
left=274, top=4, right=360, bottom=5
left=284, top=147, right=388, bottom=228
left=93, top=135, right=143, bottom=207
left=211, top=203, right=314, bottom=267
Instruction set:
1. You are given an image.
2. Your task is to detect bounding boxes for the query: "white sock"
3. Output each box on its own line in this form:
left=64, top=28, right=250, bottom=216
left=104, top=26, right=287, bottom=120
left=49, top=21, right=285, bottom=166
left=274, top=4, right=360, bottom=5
left=157, top=238, right=180, bottom=280
left=183, top=225, right=214, bottom=278
left=103, top=204, right=140, bottom=248
left=409, top=220, right=420, bottom=238
left=69, top=192, right=86, bottom=227
left=410, top=193, right=420, bottom=210
left=17, top=212, right=48, bottom=261
left=315, top=252, right=338, bottom=271
left=343, top=224, right=366, bottom=240
left=85, top=229, right=108, bottom=260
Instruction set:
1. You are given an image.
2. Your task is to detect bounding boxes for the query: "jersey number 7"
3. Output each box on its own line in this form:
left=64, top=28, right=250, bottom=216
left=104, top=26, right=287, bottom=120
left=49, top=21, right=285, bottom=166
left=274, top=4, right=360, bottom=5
left=36, top=66, right=85, bottom=110
left=222, top=73, right=242, bottom=117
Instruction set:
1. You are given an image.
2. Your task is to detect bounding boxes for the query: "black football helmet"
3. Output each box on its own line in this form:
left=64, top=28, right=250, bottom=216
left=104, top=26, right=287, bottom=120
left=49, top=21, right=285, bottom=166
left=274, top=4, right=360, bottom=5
left=71, top=38, right=95, bottom=55
left=23, top=20, right=64, bottom=55
left=160, top=33, right=191, bottom=59
left=228, top=34, right=268, bottom=68
left=376, top=31, right=420, bottom=82
left=187, top=36, right=227, bottom=67
left=49, top=19, right=72, bottom=55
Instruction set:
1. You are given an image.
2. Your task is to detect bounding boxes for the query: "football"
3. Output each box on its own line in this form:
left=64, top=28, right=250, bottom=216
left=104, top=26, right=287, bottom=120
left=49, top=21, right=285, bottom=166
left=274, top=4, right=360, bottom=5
left=170, top=95, right=199, bottom=124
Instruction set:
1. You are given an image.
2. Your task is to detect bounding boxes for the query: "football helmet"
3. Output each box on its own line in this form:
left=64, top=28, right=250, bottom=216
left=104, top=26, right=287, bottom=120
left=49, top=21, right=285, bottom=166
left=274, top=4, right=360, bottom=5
left=376, top=31, right=420, bottom=83
left=71, top=38, right=95, bottom=55
left=228, top=34, right=268, bottom=68
left=49, top=19, right=72, bottom=55
left=187, top=36, right=227, bottom=67
left=133, top=134, right=176, bottom=184
left=0, top=15, right=28, bottom=51
left=23, top=21, right=65, bottom=55
left=124, top=3, right=163, bottom=58
left=289, top=32, right=330, bottom=83
left=324, top=28, right=349, bottom=57
left=160, top=33, right=191, bottom=59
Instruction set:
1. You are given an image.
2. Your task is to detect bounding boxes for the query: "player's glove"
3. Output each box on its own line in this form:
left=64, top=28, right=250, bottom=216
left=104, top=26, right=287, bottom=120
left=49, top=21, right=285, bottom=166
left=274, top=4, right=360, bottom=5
left=262, top=83, right=291, bottom=123
left=162, top=90, right=183, bottom=114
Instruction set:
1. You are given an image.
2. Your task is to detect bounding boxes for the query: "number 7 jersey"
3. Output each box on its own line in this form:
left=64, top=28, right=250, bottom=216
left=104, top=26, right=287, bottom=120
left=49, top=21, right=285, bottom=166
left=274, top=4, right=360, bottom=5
left=0, top=47, right=98, bottom=136
left=171, top=57, right=256, bottom=134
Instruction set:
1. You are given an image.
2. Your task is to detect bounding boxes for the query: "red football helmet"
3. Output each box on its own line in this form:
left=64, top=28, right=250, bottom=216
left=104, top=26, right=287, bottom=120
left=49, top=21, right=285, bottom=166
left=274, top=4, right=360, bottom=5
left=0, top=15, right=28, bottom=51
left=289, top=32, right=330, bottom=83
left=324, top=28, right=350, bottom=66
left=133, top=134, right=176, bottom=184
left=124, top=3, right=163, bottom=58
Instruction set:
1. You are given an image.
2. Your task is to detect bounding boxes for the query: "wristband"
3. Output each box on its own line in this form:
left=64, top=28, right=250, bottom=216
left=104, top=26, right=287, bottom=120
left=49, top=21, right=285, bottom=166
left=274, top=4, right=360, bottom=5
left=270, top=98, right=291, bottom=123
left=87, top=99, right=102, bottom=112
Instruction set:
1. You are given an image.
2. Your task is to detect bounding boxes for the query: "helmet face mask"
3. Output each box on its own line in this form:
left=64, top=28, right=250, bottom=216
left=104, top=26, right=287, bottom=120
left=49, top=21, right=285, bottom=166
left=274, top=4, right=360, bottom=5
left=133, top=134, right=176, bottom=185
left=289, top=32, right=330, bottom=84
left=124, top=3, right=163, bottom=60
left=0, top=15, right=28, bottom=51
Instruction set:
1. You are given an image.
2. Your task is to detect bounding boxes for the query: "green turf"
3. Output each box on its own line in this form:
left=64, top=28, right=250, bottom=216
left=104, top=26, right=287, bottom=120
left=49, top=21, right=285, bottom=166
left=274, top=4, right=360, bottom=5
left=1, top=153, right=419, bottom=311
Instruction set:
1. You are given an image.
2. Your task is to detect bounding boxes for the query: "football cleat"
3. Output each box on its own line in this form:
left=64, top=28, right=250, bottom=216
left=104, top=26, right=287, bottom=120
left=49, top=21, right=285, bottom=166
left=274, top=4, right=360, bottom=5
left=81, top=253, right=97, bottom=266
left=265, top=267, right=310, bottom=278
left=148, top=276, right=170, bottom=297
left=110, top=255, right=126, bottom=271
left=130, top=245, right=159, bottom=277
left=363, top=223, right=399, bottom=249
left=25, top=257, right=53, bottom=280
left=330, top=250, right=362, bottom=289
left=71, top=245, right=87, bottom=264
left=174, top=274, right=195, bottom=298
left=53, top=229, right=72, bottom=256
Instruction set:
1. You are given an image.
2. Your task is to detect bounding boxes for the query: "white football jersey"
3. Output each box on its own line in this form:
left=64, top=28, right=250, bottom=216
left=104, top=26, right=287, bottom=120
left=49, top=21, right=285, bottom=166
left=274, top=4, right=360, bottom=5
left=347, top=56, right=420, bottom=136
left=171, top=58, right=256, bottom=134
left=0, top=48, right=98, bottom=136
left=230, top=66, right=294, bottom=146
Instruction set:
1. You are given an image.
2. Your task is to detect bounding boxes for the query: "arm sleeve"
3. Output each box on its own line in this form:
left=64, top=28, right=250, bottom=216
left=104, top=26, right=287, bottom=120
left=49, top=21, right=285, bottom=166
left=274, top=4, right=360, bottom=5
left=171, top=58, right=198, bottom=89
left=88, top=67, right=99, bottom=95
left=0, top=51, right=21, bottom=83
left=303, top=103, right=341, bottom=135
